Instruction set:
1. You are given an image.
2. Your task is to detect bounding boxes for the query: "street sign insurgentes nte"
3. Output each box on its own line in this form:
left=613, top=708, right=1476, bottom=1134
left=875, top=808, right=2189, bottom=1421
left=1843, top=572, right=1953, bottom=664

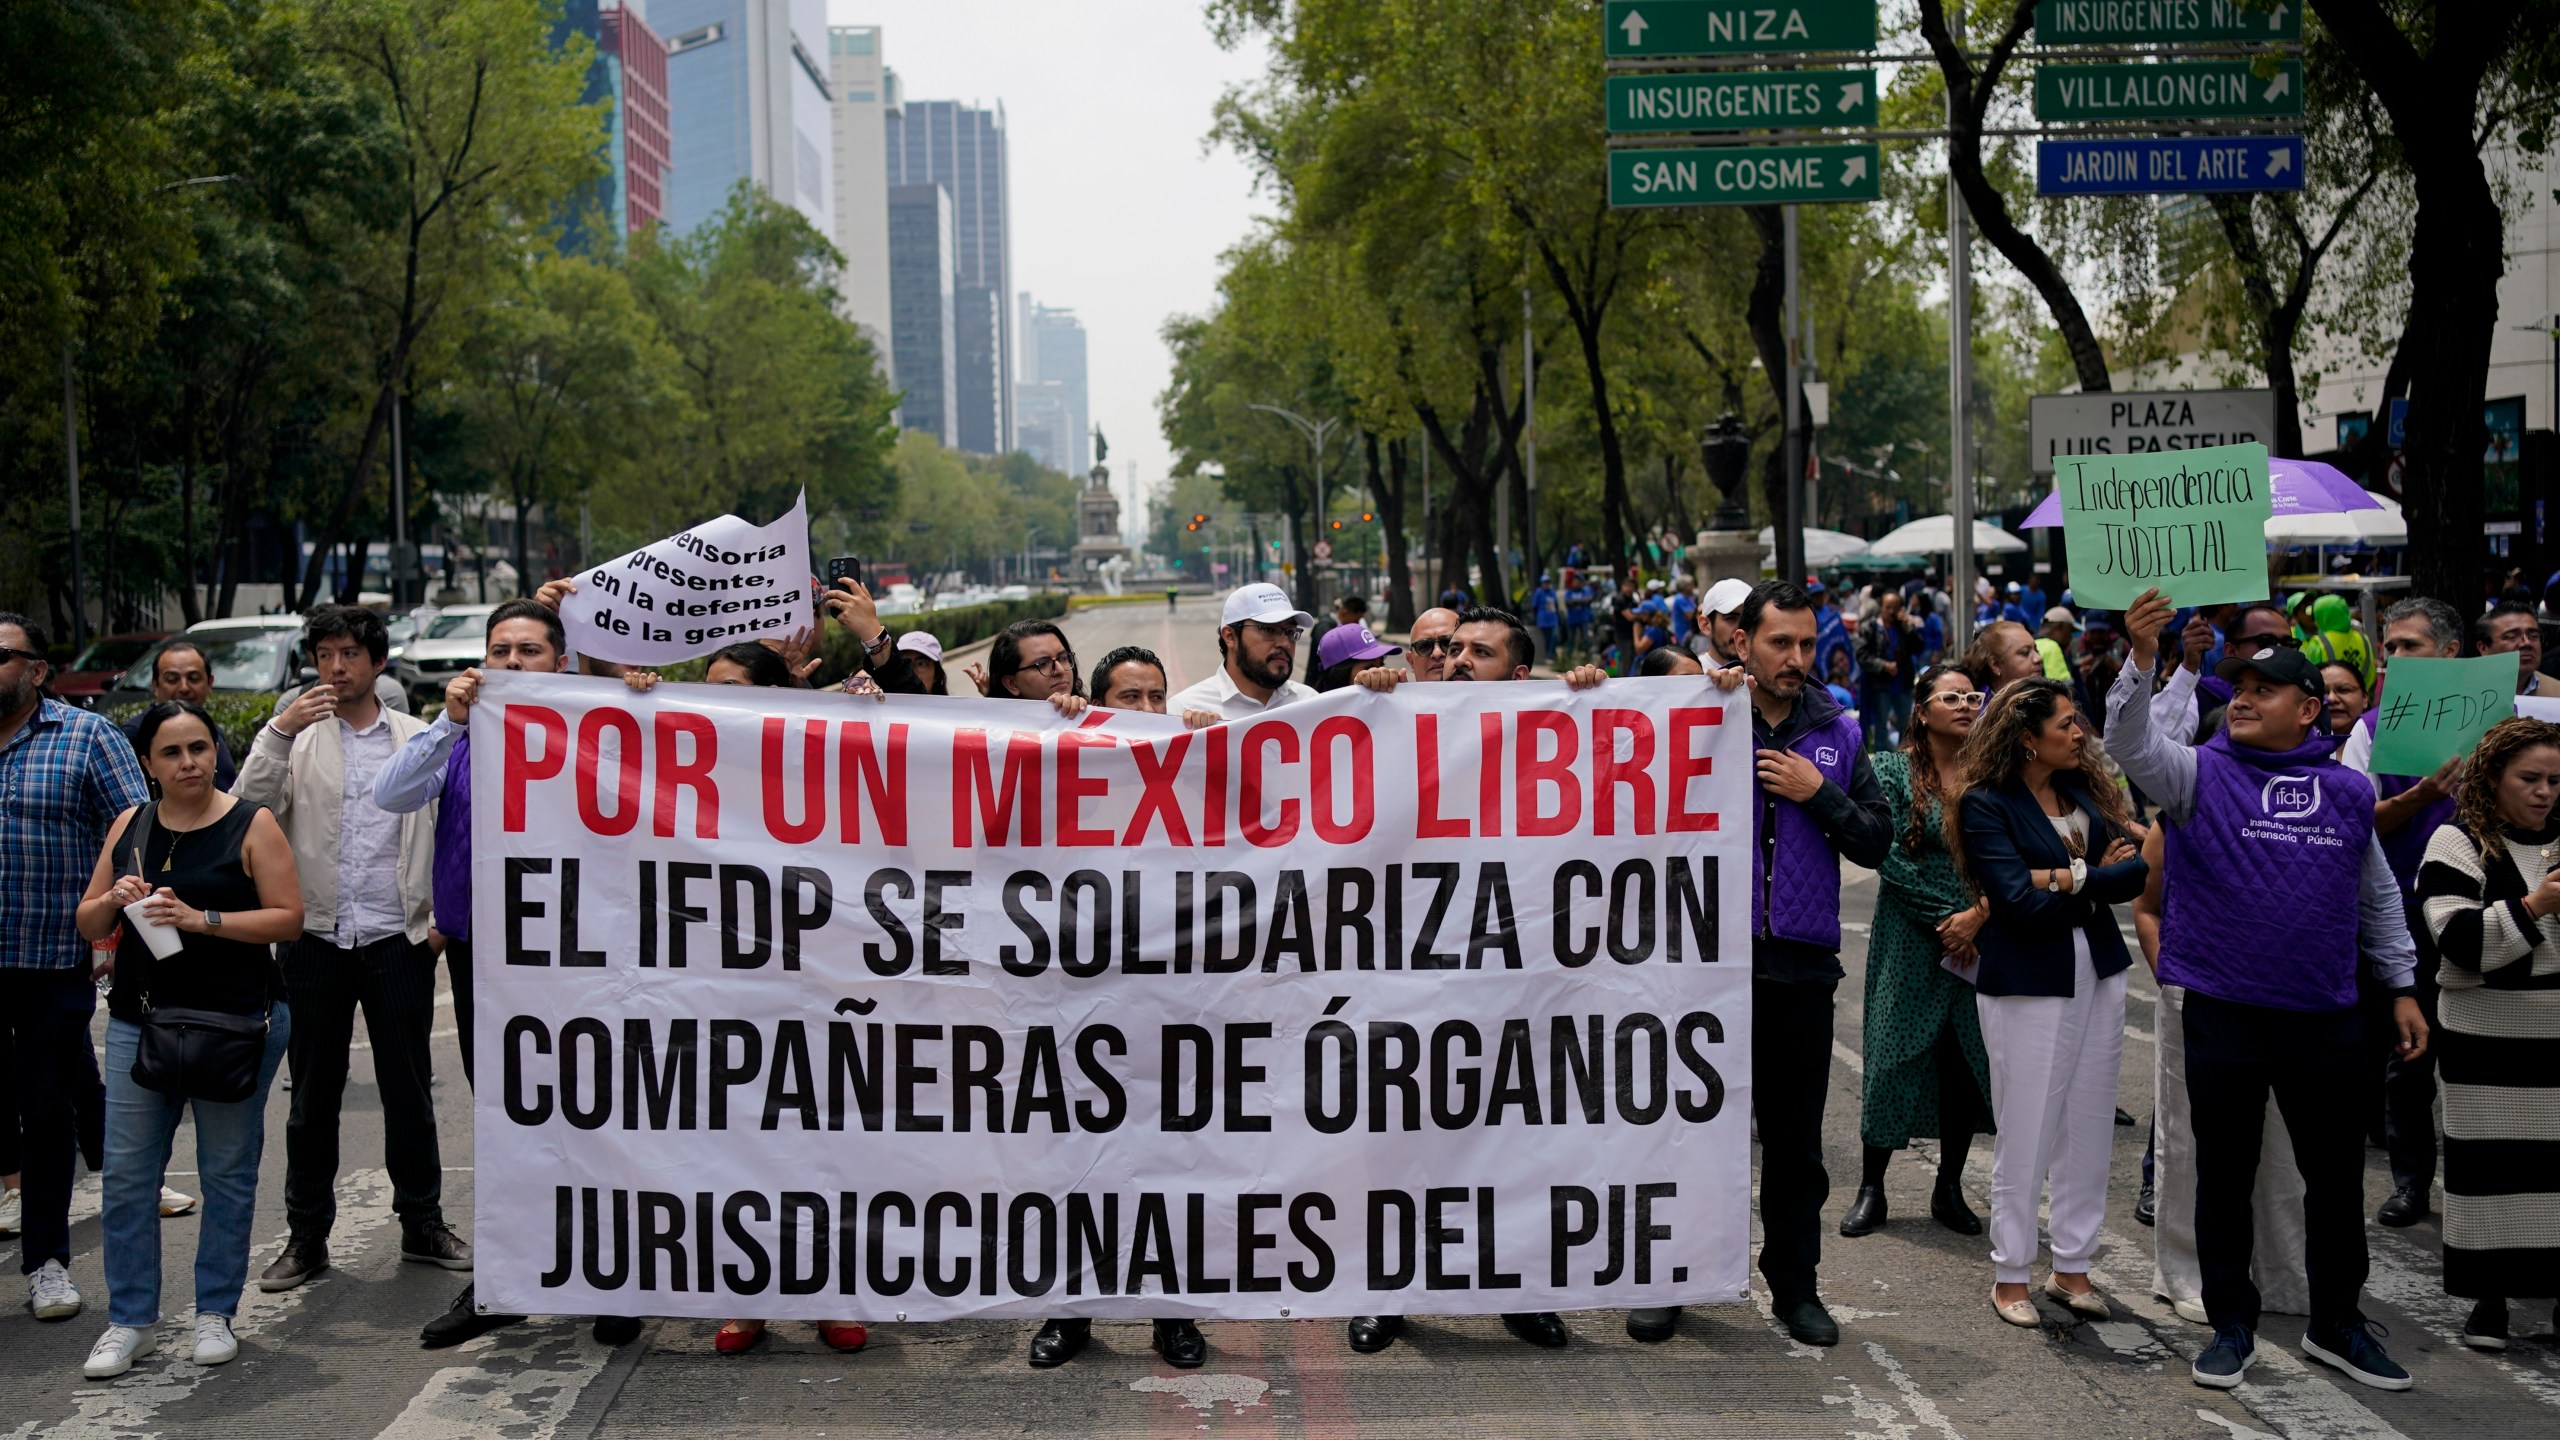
left=2028, top=389, right=2277, bottom=475
left=2033, top=0, right=2303, bottom=44
left=1610, top=143, right=1881, bottom=206
left=2037, top=135, right=2305, bottom=195
left=1607, top=69, right=1878, bottom=133
left=1604, top=1, right=1878, bottom=58
left=2035, top=60, right=2305, bottom=123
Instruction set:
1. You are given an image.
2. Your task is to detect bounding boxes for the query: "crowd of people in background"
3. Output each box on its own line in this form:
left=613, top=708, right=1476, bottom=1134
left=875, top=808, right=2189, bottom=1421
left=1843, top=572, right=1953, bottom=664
left=4, top=548, right=2557, bottom=1391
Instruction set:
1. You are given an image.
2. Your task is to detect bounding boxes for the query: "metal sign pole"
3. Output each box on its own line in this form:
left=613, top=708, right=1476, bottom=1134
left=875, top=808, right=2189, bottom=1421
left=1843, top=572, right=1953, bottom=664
left=1780, top=204, right=1806, bottom=584
left=1947, top=6, right=1976, bottom=655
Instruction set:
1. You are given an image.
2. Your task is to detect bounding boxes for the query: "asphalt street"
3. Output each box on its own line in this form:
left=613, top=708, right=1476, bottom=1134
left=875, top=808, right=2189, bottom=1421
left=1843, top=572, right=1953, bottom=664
left=5, top=595, right=2557, bottom=1439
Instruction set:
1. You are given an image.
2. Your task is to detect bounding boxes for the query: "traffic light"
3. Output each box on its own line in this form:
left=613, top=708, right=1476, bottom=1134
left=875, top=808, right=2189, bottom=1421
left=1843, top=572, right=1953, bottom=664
left=1184, top=512, right=1212, bottom=532
left=1359, top=511, right=1375, bottom=523
left=1329, top=519, right=1344, bottom=531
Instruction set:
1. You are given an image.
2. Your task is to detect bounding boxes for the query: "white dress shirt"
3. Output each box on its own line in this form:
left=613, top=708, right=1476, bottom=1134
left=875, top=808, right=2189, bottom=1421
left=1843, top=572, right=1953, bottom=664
left=334, top=711, right=407, bottom=947
left=1168, top=665, right=1318, bottom=722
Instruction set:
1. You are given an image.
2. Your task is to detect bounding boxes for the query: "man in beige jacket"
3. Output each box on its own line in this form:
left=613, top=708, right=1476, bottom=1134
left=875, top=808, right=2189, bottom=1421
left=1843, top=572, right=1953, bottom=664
left=232, top=605, right=467, bottom=1291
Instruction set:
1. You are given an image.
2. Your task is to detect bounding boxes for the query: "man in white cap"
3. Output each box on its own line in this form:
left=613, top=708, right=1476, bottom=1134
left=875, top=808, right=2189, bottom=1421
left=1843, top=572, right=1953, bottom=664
left=1690, top=578, right=1754, bottom=669
left=1168, top=582, right=1320, bottom=721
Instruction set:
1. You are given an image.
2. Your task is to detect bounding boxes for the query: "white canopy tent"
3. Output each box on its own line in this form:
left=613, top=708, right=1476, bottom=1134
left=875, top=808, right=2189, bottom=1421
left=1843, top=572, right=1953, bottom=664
left=1757, top=525, right=1871, bottom=567
left=1866, top=515, right=2029, bottom=558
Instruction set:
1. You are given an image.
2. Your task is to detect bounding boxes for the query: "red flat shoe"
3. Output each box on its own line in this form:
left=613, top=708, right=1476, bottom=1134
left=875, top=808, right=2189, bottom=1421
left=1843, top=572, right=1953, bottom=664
left=714, top=1320, right=767, bottom=1354
left=818, top=1321, right=868, bottom=1353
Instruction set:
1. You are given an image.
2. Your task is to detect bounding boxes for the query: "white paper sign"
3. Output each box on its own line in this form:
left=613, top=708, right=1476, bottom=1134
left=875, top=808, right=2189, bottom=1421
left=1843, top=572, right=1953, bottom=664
left=2029, top=390, right=2276, bottom=475
left=559, top=492, right=812, bottom=665
left=469, top=672, right=1756, bottom=1321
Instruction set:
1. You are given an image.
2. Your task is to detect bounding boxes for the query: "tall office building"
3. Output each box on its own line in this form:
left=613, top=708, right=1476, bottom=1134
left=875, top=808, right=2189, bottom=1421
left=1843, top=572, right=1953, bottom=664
left=1019, top=296, right=1090, bottom=474
left=1015, top=381, right=1074, bottom=473
left=887, top=183, right=956, bottom=445
left=827, top=25, right=892, bottom=377
left=553, top=0, right=671, bottom=242
left=658, top=0, right=834, bottom=241
left=887, top=98, right=1012, bottom=453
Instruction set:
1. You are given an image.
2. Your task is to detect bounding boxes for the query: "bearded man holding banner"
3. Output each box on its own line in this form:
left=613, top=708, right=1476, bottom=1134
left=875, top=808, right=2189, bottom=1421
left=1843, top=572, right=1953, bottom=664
left=2107, top=587, right=2426, bottom=1393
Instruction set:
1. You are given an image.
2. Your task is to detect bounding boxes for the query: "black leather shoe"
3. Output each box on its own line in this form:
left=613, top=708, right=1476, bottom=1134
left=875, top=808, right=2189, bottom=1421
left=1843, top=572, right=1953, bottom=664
left=2375, top=1187, right=2427, bottom=1227
left=592, top=1315, right=643, bottom=1346
left=420, top=1284, right=523, bottom=1349
left=2116, top=1108, right=2137, bottom=1126
left=1152, top=1318, right=1207, bottom=1368
left=1346, top=1314, right=1404, bottom=1353
left=2134, top=1182, right=2157, bottom=1228
left=1838, top=1183, right=1888, bottom=1237
left=1930, top=1176, right=1983, bottom=1236
left=1626, top=1306, right=1682, bottom=1342
left=1027, top=1318, right=1090, bottom=1368
left=1774, top=1295, right=1840, bottom=1347
left=1502, top=1311, right=1568, bottom=1348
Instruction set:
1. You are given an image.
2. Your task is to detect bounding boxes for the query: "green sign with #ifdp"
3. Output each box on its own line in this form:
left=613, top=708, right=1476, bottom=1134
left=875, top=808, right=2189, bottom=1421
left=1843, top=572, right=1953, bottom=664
left=2055, top=442, right=2272, bottom=610
left=2369, top=655, right=2518, bottom=777
left=2035, top=61, right=2305, bottom=123
left=1610, top=144, right=1880, bottom=206
left=1604, top=1, right=1878, bottom=58
left=1608, top=70, right=1879, bottom=133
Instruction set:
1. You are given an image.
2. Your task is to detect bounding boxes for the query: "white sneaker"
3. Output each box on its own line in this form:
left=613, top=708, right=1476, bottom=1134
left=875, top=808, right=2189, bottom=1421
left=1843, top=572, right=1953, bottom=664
left=192, top=1312, right=238, bottom=1365
left=159, top=1186, right=197, bottom=1218
left=0, top=1185, right=20, bottom=1236
left=83, top=1324, right=156, bottom=1378
left=29, top=1259, right=81, bottom=1320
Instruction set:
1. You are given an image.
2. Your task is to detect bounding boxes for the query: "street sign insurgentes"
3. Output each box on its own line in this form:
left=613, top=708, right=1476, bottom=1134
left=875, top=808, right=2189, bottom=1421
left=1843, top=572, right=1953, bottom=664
left=1607, top=69, right=1878, bottom=133
left=2028, top=389, right=2277, bottom=475
left=1609, top=143, right=1881, bottom=206
left=2037, top=135, right=2305, bottom=195
left=2035, top=60, right=2305, bottom=122
left=2033, top=0, right=2303, bottom=45
left=1604, top=1, right=1878, bottom=58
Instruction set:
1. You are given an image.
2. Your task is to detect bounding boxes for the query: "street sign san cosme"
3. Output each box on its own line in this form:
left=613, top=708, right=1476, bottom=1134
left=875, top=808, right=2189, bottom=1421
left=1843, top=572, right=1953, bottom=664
left=1610, top=143, right=1881, bottom=207
left=1604, top=1, right=1878, bottom=58
left=1607, top=68, right=1878, bottom=133
left=2033, top=0, right=2302, bottom=45
left=2038, top=135, right=2304, bottom=195
left=2034, top=59, right=2305, bottom=123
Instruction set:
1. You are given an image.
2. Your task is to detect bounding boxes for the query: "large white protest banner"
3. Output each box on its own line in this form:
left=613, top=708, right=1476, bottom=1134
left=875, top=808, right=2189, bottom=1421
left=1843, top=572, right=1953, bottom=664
left=471, top=671, right=1754, bottom=1321
left=558, top=492, right=812, bottom=666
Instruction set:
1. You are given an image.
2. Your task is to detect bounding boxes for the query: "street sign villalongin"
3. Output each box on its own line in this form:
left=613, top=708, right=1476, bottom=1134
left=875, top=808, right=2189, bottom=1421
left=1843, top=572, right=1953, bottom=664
left=1607, top=68, right=1879, bottom=132
left=1610, top=143, right=1881, bottom=206
left=1603, top=1, right=1878, bottom=58
left=2035, top=59, right=2305, bottom=122
left=2033, top=0, right=2304, bottom=45
left=2038, top=135, right=2305, bottom=195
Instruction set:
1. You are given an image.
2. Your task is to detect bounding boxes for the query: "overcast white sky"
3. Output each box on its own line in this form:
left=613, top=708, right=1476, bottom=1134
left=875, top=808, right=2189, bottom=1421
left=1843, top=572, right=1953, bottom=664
left=828, top=1, right=1273, bottom=533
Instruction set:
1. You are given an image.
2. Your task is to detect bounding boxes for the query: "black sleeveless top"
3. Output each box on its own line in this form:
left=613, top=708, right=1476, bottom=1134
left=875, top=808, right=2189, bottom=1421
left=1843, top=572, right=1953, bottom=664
left=108, top=801, right=278, bottom=1022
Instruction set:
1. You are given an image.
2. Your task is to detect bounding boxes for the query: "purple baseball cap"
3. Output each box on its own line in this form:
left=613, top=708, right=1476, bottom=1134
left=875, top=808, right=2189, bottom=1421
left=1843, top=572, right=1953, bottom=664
left=1317, top=623, right=1399, bottom=670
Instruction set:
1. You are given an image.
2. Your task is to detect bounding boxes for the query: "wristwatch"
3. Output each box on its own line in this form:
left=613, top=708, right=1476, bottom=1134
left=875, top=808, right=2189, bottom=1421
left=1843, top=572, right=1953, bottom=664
left=204, top=910, right=222, bottom=931
left=2044, top=871, right=2061, bottom=894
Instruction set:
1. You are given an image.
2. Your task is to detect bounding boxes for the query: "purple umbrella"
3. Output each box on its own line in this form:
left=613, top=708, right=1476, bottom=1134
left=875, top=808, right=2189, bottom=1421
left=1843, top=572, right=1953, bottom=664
left=2020, top=457, right=2382, bottom=529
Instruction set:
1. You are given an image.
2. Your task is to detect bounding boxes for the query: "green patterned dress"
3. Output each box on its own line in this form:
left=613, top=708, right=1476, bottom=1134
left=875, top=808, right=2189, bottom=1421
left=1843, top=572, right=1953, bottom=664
left=1860, top=750, right=1994, bottom=1149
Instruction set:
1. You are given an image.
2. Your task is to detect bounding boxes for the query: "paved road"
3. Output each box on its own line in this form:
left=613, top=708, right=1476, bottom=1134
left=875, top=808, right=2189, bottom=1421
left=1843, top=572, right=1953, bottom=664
left=6, top=595, right=2557, bottom=1438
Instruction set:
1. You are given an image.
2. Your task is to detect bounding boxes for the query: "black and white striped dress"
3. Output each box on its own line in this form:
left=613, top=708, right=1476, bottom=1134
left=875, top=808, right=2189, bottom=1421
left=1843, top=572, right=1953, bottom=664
left=2415, top=822, right=2560, bottom=1300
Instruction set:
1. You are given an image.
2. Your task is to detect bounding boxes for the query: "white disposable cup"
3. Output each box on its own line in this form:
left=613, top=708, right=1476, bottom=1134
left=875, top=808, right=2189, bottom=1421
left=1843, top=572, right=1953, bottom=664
left=123, top=898, right=184, bottom=960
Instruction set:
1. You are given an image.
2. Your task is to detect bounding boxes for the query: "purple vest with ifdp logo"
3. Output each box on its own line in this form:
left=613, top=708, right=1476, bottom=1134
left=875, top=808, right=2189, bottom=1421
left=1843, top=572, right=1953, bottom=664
left=1751, top=695, right=1865, bottom=951
left=2160, top=731, right=2373, bottom=1011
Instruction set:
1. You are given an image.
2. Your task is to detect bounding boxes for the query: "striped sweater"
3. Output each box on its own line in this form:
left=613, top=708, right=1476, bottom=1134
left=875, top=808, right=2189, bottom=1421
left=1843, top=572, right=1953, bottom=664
left=2416, top=823, right=2560, bottom=1033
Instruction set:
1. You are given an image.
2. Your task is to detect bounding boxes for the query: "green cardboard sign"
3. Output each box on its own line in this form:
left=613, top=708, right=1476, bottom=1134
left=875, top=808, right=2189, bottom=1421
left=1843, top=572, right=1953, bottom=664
left=2057, top=442, right=2272, bottom=609
left=2369, top=655, right=2518, bottom=777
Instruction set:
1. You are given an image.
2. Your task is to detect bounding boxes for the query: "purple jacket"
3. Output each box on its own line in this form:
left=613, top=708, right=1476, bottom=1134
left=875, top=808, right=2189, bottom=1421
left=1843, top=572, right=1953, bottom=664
left=1751, top=685, right=1887, bottom=960
left=2160, top=730, right=2374, bottom=1011
left=432, top=731, right=472, bottom=940
left=2356, top=707, right=2455, bottom=897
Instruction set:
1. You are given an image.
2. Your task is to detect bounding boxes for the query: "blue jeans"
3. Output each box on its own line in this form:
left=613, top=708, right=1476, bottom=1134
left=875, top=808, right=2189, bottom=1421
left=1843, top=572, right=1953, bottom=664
left=101, top=1003, right=291, bottom=1326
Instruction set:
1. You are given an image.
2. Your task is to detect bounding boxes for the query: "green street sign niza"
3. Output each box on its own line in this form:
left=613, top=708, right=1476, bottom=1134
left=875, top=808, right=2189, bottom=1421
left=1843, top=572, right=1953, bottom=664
left=1610, top=143, right=1881, bottom=207
left=1604, top=1, right=1879, bottom=58
left=2034, top=60, right=2305, bottom=123
left=2034, top=0, right=2302, bottom=45
left=1608, top=69, right=1878, bottom=133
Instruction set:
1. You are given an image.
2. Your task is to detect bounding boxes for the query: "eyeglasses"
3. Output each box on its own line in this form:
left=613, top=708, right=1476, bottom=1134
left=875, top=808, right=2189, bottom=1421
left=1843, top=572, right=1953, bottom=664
left=0, top=647, right=39, bottom=666
left=2230, top=632, right=2299, bottom=650
left=1408, top=637, right=1456, bottom=656
left=1932, top=691, right=1986, bottom=708
left=1017, top=652, right=1076, bottom=676
left=1245, top=621, right=1304, bottom=643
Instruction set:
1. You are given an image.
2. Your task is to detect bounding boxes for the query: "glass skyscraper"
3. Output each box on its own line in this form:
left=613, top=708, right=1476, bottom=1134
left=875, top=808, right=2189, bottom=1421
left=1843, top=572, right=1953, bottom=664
left=886, top=98, right=1012, bottom=454
left=887, top=183, right=956, bottom=445
left=658, top=0, right=834, bottom=241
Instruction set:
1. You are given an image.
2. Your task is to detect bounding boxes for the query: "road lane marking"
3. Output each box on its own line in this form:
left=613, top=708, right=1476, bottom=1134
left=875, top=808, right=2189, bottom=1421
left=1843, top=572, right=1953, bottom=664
left=2361, top=1228, right=2560, bottom=1411
left=373, top=1326, right=622, bottom=1440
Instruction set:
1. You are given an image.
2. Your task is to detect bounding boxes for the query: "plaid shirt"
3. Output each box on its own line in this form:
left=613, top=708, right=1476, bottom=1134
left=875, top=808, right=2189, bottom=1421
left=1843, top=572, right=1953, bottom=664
left=0, top=698, right=150, bottom=970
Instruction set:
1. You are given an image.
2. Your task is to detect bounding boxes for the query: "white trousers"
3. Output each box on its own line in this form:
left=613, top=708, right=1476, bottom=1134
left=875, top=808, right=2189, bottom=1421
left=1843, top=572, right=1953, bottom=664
left=2149, top=984, right=2311, bottom=1313
left=1977, top=940, right=2127, bottom=1284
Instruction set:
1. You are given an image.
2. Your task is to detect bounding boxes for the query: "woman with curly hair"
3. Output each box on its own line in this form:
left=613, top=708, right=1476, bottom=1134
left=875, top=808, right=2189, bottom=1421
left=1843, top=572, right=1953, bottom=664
left=1953, top=678, right=2149, bottom=1326
left=1843, top=665, right=1994, bottom=1240
left=2414, top=715, right=2560, bottom=1352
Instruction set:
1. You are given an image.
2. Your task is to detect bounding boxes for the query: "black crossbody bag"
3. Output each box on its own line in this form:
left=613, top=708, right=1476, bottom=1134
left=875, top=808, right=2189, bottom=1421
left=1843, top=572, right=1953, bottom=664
left=123, top=803, right=269, bottom=1104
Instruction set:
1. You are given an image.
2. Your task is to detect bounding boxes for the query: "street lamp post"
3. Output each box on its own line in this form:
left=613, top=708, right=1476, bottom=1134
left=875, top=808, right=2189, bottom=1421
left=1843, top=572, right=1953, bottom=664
left=1248, top=403, right=1341, bottom=603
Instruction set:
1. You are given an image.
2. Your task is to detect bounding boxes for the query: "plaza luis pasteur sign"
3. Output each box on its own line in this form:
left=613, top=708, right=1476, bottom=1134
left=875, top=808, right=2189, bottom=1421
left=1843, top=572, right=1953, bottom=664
left=2029, top=390, right=2276, bottom=475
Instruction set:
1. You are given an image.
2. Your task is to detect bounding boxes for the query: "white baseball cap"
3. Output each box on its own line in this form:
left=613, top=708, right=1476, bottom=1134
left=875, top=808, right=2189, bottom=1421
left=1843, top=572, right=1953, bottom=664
left=895, top=631, right=943, bottom=663
left=1221, top=582, right=1315, bottom=629
left=1701, top=578, right=1753, bottom=616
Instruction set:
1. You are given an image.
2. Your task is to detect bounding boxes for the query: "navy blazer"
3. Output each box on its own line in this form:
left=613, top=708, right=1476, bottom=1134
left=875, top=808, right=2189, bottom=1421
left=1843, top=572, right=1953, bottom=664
left=1956, top=776, right=2148, bottom=998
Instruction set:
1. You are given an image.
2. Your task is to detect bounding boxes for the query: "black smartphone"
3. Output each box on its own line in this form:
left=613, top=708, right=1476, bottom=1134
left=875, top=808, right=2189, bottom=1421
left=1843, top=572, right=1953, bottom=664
left=825, top=555, right=863, bottom=589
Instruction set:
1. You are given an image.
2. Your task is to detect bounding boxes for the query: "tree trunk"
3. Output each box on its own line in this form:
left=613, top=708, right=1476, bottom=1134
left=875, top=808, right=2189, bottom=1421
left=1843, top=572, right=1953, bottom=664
left=1367, top=432, right=1417, bottom=630
left=1745, top=207, right=1792, bottom=524
left=1526, top=233, right=1629, bottom=576
left=294, top=381, right=394, bottom=610
left=177, top=385, right=204, bottom=626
